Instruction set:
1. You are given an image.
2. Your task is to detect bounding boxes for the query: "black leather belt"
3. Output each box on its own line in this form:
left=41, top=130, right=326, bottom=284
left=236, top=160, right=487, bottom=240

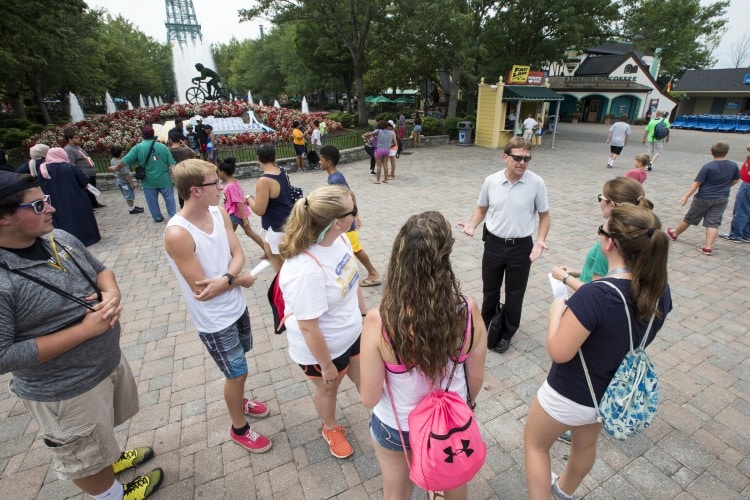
left=487, top=233, right=532, bottom=245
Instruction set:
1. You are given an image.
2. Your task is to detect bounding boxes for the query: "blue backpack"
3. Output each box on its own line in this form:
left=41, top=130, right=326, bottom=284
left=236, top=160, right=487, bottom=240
left=653, top=118, right=669, bottom=140
left=579, top=281, right=659, bottom=440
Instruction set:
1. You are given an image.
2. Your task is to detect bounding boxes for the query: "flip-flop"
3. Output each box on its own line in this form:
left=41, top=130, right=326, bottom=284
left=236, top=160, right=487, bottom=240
left=360, top=278, right=382, bottom=287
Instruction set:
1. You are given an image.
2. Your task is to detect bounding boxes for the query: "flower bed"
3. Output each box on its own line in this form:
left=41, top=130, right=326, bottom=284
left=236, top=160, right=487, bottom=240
left=27, top=101, right=341, bottom=153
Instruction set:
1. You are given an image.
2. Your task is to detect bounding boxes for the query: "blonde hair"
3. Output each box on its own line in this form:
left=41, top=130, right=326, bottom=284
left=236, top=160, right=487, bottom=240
left=279, top=185, right=352, bottom=258
left=634, top=153, right=650, bottom=167
left=173, top=159, right=217, bottom=200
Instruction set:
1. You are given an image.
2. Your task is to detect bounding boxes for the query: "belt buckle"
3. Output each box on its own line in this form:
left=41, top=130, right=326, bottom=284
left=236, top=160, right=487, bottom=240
left=505, top=238, right=515, bottom=245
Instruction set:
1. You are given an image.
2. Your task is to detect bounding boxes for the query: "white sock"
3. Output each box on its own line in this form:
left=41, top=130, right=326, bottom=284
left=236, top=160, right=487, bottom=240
left=128, top=206, right=136, bottom=212
left=93, top=480, right=123, bottom=500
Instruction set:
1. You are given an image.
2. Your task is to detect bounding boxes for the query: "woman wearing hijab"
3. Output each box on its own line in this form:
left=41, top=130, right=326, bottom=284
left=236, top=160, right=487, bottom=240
left=16, top=144, right=50, bottom=178
left=37, top=148, right=100, bottom=246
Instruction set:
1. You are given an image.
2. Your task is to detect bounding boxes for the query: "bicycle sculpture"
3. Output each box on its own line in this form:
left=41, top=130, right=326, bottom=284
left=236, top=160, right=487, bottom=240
left=185, top=63, right=230, bottom=103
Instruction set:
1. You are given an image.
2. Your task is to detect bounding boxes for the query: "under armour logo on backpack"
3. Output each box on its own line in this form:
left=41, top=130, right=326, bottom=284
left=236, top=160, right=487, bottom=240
left=443, top=440, right=474, bottom=463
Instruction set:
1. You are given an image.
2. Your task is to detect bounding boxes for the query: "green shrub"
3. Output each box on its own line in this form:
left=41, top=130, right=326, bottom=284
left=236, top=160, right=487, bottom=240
left=27, top=124, right=45, bottom=134
left=444, top=117, right=464, bottom=140
left=1, top=128, right=31, bottom=149
left=337, top=112, right=356, bottom=128
left=375, top=112, right=396, bottom=123
left=421, top=116, right=443, bottom=136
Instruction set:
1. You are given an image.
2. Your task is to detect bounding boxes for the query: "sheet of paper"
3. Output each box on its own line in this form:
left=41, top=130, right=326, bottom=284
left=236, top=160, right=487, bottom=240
left=548, top=273, right=568, bottom=300
left=249, top=259, right=272, bottom=277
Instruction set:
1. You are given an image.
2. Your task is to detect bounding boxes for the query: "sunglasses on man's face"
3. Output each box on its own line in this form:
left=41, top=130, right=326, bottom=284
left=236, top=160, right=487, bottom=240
left=508, top=154, right=532, bottom=163
left=18, top=195, right=51, bottom=214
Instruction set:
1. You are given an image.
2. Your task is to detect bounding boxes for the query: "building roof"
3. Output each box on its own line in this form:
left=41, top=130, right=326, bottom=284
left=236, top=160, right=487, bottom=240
left=502, top=86, right=564, bottom=102
left=575, top=54, right=629, bottom=76
left=674, top=68, right=750, bottom=92
left=547, top=76, right=652, bottom=93
left=586, top=42, right=649, bottom=60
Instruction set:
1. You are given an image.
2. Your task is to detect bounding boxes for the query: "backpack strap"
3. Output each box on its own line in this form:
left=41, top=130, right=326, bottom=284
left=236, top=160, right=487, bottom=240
left=578, top=280, right=655, bottom=409
left=383, top=295, right=472, bottom=469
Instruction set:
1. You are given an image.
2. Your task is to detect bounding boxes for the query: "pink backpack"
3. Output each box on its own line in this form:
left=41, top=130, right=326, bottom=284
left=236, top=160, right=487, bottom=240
left=385, top=299, right=486, bottom=492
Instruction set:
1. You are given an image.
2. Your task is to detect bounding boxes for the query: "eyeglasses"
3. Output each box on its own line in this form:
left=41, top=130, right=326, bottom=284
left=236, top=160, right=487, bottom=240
left=18, top=195, right=51, bottom=214
left=196, top=178, right=224, bottom=188
left=339, top=206, right=358, bottom=218
left=597, top=193, right=610, bottom=203
left=509, top=154, right=532, bottom=163
left=598, top=224, right=615, bottom=239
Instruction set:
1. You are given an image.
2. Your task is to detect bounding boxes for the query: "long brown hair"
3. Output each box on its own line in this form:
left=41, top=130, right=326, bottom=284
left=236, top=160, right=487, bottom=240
left=607, top=205, right=669, bottom=321
left=603, top=176, right=654, bottom=209
left=380, top=211, right=466, bottom=384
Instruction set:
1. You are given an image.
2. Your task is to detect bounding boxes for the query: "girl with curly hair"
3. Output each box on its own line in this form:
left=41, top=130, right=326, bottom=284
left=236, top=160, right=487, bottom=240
left=360, top=211, right=487, bottom=499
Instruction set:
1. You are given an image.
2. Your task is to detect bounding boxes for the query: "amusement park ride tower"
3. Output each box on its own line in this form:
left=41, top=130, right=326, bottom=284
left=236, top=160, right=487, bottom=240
left=165, top=0, right=202, bottom=43
left=164, top=0, right=219, bottom=103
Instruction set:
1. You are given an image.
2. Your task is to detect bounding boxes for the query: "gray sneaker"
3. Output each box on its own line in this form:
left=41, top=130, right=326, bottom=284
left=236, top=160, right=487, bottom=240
left=551, top=473, right=575, bottom=500
left=719, top=233, right=742, bottom=242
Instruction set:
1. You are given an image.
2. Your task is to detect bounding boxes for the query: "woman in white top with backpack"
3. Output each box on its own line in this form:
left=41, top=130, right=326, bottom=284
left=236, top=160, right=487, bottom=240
left=278, top=185, right=367, bottom=460
left=361, top=211, right=487, bottom=499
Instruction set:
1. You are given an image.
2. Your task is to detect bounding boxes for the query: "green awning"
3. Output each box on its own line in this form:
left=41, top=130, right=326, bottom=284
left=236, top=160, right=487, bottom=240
left=502, top=86, right=564, bottom=102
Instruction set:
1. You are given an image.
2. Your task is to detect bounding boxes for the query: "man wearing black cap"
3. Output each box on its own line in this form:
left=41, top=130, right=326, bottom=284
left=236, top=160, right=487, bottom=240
left=117, top=126, right=177, bottom=222
left=0, top=172, right=163, bottom=499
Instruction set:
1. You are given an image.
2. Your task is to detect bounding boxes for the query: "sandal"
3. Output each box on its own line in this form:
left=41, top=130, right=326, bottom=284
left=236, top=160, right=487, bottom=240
left=360, top=278, right=381, bottom=287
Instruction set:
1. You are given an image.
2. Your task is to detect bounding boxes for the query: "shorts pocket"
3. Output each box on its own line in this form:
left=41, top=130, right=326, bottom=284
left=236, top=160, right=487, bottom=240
left=41, top=422, right=104, bottom=476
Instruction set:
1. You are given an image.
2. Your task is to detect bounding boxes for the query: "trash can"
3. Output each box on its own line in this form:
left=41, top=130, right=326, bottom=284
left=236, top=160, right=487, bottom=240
left=457, top=121, right=474, bottom=146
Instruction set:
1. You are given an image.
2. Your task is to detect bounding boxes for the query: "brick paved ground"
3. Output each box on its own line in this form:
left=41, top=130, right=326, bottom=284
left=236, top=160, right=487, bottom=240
left=1, top=123, right=749, bottom=499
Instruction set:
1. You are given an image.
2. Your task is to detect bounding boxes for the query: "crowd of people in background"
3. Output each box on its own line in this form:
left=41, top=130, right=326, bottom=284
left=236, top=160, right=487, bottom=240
left=3, top=108, right=750, bottom=500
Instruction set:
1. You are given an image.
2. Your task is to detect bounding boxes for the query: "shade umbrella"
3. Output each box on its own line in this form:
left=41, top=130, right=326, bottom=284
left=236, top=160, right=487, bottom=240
left=393, top=96, right=413, bottom=104
left=370, top=95, right=394, bottom=104
left=365, top=95, right=376, bottom=103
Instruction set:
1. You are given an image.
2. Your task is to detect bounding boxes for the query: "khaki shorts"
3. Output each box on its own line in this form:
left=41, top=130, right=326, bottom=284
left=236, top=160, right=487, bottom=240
left=344, top=230, right=362, bottom=253
left=21, top=355, right=139, bottom=480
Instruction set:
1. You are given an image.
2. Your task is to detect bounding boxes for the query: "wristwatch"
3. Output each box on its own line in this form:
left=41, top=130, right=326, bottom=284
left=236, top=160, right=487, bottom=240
left=223, top=273, right=235, bottom=286
left=562, top=273, right=570, bottom=285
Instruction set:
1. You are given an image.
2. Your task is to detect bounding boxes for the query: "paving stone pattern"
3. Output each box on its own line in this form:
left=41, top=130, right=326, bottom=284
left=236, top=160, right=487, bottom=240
left=1, top=123, right=749, bottom=499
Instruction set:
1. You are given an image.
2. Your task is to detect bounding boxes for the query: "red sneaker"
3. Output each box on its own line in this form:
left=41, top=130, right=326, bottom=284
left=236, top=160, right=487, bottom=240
left=700, top=246, right=713, bottom=256
left=230, top=427, right=272, bottom=453
left=243, top=398, right=269, bottom=418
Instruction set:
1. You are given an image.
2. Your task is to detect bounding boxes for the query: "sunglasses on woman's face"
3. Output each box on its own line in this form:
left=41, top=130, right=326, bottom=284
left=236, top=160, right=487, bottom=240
left=339, top=206, right=358, bottom=218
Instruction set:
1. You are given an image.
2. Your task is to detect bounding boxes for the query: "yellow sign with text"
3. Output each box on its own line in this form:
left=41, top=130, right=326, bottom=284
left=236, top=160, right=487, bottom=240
left=509, top=65, right=530, bottom=84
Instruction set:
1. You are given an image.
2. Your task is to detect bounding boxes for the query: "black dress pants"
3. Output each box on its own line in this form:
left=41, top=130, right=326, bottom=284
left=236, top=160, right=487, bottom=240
left=481, top=232, right=533, bottom=344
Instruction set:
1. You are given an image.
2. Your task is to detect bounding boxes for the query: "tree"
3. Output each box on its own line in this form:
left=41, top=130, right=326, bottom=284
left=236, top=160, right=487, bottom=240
left=620, top=0, right=729, bottom=79
left=240, top=0, right=386, bottom=126
left=96, top=15, right=174, bottom=104
left=729, top=32, right=750, bottom=69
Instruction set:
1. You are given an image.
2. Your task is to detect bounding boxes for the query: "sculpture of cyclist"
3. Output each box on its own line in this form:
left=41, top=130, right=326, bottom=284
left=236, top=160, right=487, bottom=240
left=192, top=63, right=222, bottom=99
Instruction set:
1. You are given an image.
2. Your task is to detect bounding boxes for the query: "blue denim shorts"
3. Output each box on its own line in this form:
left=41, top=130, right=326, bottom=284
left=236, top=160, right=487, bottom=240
left=116, top=180, right=135, bottom=201
left=229, top=213, right=243, bottom=226
left=198, top=308, right=252, bottom=379
left=370, top=412, right=411, bottom=452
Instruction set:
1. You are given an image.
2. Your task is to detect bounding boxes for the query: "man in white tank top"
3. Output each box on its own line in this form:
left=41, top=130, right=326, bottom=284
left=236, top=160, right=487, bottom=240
left=164, top=159, right=273, bottom=454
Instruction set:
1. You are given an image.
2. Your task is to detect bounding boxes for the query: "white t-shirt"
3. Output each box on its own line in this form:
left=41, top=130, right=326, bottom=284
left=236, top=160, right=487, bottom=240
left=608, top=122, right=631, bottom=147
left=311, top=129, right=321, bottom=145
left=279, top=236, right=361, bottom=364
left=523, top=117, right=538, bottom=131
